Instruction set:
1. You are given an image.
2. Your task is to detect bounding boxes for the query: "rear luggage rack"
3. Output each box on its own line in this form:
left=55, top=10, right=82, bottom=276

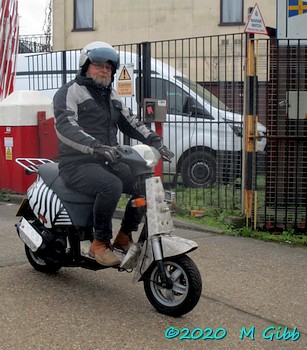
left=15, top=158, right=54, bottom=174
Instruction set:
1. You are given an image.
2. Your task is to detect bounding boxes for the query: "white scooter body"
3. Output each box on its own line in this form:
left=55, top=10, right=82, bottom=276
left=16, top=145, right=202, bottom=317
left=119, top=176, right=198, bottom=281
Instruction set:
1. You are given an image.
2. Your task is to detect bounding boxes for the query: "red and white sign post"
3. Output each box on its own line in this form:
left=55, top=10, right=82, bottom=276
left=0, top=0, right=19, bottom=101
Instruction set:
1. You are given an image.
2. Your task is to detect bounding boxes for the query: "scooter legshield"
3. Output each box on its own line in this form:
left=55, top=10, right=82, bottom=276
left=130, top=176, right=198, bottom=281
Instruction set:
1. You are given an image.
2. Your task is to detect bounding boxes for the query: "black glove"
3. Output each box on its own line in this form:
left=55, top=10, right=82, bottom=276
left=146, top=132, right=175, bottom=161
left=93, top=145, right=118, bottom=164
left=151, top=139, right=175, bottom=161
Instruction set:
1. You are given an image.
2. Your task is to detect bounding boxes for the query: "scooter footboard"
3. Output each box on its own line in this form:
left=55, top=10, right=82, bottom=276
left=133, top=235, right=198, bottom=282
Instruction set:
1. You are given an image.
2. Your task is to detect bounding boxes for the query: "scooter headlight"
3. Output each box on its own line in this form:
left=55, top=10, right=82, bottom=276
left=132, top=144, right=160, bottom=168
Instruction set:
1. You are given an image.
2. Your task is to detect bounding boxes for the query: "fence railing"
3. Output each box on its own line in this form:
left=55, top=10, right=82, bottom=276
left=19, top=34, right=52, bottom=53
left=15, top=34, right=307, bottom=232
left=254, top=38, right=307, bottom=232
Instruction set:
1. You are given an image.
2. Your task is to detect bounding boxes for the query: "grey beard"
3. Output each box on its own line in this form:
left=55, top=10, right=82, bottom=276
left=91, top=76, right=112, bottom=88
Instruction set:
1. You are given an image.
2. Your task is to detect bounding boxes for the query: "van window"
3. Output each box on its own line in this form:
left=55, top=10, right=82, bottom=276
left=165, top=80, right=190, bottom=115
left=136, top=77, right=195, bottom=115
left=136, top=77, right=215, bottom=119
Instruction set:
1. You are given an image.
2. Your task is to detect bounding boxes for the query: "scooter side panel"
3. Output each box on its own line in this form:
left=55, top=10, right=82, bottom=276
left=60, top=200, right=94, bottom=227
left=27, top=176, right=72, bottom=228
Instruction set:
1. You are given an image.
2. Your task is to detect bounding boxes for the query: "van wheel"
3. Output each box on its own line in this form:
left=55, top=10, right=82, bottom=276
left=181, top=151, right=216, bottom=188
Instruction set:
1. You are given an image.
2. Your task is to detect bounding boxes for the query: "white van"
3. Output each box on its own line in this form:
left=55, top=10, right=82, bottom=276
left=15, top=51, right=266, bottom=188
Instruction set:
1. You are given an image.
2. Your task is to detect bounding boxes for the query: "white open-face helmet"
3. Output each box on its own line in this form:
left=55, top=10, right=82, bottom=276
left=79, top=41, right=120, bottom=76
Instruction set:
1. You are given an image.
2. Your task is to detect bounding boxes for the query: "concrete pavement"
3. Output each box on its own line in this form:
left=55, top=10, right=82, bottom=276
left=0, top=201, right=306, bottom=350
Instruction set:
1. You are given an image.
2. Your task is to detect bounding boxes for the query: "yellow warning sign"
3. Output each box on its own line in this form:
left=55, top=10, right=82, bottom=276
left=5, top=146, right=12, bottom=160
left=118, top=82, right=133, bottom=97
left=116, top=63, right=134, bottom=97
left=118, top=66, right=131, bottom=80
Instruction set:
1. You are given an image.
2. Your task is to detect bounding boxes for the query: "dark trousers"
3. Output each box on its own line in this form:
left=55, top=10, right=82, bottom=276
left=60, top=162, right=142, bottom=242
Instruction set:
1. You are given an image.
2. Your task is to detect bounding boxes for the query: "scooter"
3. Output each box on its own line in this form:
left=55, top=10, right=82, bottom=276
left=15, top=144, right=202, bottom=317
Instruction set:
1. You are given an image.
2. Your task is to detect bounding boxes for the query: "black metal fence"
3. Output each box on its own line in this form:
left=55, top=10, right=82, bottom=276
left=15, top=34, right=307, bottom=232
left=253, top=38, right=307, bottom=232
left=19, top=34, right=52, bottom=53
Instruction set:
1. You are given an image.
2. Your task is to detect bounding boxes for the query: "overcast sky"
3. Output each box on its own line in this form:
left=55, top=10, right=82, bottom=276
left=18, top=0, right=48, bottom=35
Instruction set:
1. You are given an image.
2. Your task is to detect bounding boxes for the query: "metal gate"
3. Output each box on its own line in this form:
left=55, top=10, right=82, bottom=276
left=16, top=34, right=307, bottom=232
left=247, top=37, right=307, bottom=232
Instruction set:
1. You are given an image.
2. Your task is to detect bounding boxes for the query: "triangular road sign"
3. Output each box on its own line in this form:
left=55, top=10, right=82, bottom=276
left=118, top=66, right=131, bottom=80
left=244, top=3, right=268, bottom=35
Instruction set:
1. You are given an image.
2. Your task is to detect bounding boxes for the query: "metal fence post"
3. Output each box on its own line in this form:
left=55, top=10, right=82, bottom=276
left=244, top=8, right=257, bottom=227
left=62, top=50, right=67, bottom=86
left=142, top=41, right=151, bottom=107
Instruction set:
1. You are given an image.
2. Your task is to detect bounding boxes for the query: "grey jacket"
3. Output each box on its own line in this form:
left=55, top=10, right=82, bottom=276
left=53, top=74, right=155, bottom=169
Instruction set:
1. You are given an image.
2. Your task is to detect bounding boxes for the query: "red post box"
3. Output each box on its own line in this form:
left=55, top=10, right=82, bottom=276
left=0, top=91, right=54, bottom=194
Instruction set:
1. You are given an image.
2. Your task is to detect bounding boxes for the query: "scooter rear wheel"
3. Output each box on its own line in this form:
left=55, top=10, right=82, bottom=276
left=25, top=245, right=62, bottom=274
left=143, top=254, right=202, bottom=317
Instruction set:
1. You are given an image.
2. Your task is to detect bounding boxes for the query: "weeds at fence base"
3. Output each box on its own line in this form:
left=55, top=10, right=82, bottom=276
left=0, top=190, right=14, bottom=202
left=118, top=194, right=306, bottom=245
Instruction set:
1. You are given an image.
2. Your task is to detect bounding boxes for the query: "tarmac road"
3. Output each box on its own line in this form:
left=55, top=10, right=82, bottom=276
left=0, top=201, right=306, bottom=350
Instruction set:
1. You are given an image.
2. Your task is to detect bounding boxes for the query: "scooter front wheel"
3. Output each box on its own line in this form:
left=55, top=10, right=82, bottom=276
left=143, top=254, right=202, bottom=317
left=25, top=245, right=62, bottom=274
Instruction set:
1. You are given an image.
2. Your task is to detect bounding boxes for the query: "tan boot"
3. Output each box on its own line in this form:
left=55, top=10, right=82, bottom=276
left=90, top=239, right=120, bottom=266
left=113, top=231, right=133, bottom=253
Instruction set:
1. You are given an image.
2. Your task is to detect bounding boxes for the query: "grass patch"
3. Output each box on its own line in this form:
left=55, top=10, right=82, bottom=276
left=224, top=226, right=307, bottom=246
left=0, top=190, right=12, bottom=202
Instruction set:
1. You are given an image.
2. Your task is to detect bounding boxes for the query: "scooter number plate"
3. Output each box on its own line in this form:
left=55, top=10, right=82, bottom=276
left=19, top=218, right=43, bottom=252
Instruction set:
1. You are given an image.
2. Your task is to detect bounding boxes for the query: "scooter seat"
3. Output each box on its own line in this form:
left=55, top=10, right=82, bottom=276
left=38, top=163, right=95, bottom=204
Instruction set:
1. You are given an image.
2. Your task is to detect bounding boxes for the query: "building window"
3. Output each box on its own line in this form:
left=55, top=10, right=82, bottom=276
left=220, top=0, right=244, bottom=25
left=74, top=0, right=94, bottom=30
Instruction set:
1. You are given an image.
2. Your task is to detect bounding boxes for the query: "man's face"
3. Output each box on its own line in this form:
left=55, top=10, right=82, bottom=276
left=86, top=62, right=113, bottom=87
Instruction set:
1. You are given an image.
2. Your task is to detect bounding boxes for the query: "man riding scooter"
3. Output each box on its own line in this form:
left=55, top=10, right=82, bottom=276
left=53, top=41, right=174, bottom=267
